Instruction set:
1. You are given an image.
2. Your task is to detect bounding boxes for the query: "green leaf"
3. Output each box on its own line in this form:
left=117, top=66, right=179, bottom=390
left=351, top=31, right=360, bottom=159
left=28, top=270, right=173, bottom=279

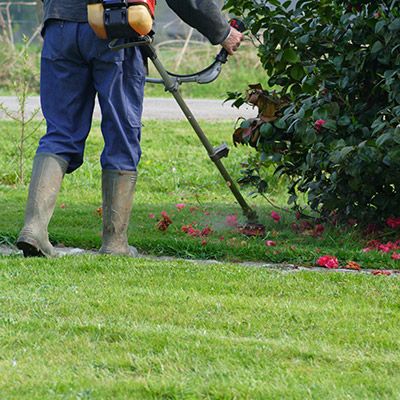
left=337, top=116, right=351, bottom=126
left=330, top=146, right=353, bottom=164
left=297, top=34, right=310, bottom=45
left=290, top=64, right=306, bottom=80
left=375, top=20, right=386, bottom=34
left=371, top=41, right=384, bottom=54
left=274, top=119, right=287, bottom=130
left=376, top=133, right=392, bottom=147
left=312, top=107, right=329, bottom=120
left=389, top=18, right=400, bottom=31
left=260, top=122, right=274, bottom=137
left=324, top=119, right=337, bottom=131
left=282, top=48, right=300, bottom=63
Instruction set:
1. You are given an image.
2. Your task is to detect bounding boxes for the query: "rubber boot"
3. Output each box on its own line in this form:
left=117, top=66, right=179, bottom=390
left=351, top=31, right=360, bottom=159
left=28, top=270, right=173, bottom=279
left=99, top=170, right=138, bottom=257
left=17, top=153, right=68, bottom=257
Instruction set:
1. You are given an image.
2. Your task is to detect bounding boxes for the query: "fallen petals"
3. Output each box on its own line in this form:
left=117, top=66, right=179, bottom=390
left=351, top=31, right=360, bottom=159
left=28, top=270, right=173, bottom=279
left=271, top=211, right=281, bottom=223
left=148, top=213, right=155, bottom=219
left=176, top=203, right=186, bottom=211
left=364, top=240, right=400, bottom=253
left=312, top=224, right=325, bottom=237
left=237, top=223, right=266, bottom=237
left=265, top=240, right=276, bottom=247
left=317, top=255, right=339, bottom=269
left=372, top=270, right=392, bottom=276
left=226, top=214, right=238, bottom=227
left=344, top=261, right=362, bottom=271
left=201, top=226, right=213, bottom=237
left=157, top=211, right=173, bottom=231
left=391, top=252, right=400, bottom=260
left=387, top=217, right=400, bottom=229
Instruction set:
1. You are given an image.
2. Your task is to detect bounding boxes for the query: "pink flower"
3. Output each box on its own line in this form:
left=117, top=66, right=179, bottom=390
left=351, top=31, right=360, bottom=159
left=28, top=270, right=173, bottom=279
left=148, top=213, right=155, bottom=219
left=316, top=255, right=339, bottom=269
left=314, top=119, right=326, bottom=132
left=176, top=203, right=186, bottom=211
left=391, top=252, right=400, bottom=260
left=226, top=214, right=238, bottom=227
left=378, top=244, right=392, bottom=253
left=386, top=217, right=400, bottom=229
left=265, top=240, right=276, bottom=247
left=271, top=211, right=281, bottom=223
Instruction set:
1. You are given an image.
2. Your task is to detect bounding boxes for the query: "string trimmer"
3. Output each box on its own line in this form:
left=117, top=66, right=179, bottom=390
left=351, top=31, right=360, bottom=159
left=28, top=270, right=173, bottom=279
left=87, top=1, right=262, bottom=230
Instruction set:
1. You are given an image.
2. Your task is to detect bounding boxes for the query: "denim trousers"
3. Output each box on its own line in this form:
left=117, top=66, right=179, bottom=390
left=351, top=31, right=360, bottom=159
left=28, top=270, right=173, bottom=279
left=37, top=20, right=145, bottom=173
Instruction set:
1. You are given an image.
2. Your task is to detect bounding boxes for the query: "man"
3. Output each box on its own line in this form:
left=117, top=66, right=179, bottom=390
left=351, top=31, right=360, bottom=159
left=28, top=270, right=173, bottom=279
left=16, top=0, right=244, bottom=258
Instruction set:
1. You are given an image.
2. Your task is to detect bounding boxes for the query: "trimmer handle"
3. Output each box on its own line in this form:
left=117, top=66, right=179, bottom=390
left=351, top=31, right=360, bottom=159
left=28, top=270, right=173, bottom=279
left=216, top=19, right=247, bottom=64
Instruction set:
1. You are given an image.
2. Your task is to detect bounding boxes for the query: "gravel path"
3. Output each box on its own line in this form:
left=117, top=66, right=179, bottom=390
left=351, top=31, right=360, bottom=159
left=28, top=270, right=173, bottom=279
left=0, top=96, right=255, bottom=121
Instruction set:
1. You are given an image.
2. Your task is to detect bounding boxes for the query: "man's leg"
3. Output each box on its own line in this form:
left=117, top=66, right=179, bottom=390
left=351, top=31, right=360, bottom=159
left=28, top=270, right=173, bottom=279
left=91, top=43, right=145, bottom=256
left=17, top=21, right=96, bottom=257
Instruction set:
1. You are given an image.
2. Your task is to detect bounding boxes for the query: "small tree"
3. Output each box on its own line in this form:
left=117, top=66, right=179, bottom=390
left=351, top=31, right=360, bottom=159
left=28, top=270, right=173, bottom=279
left=225, top=0, right=400, bottom=224
left=0, top=36, right=43, bottom=185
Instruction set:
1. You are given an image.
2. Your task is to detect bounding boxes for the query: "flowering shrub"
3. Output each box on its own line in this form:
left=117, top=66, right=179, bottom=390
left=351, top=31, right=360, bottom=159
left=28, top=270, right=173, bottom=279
left=225, top=0, right=400, bottom=223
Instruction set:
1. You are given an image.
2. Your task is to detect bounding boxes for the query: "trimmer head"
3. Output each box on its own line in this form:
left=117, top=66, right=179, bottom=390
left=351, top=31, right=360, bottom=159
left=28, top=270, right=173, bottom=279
left=237, top=223, right=266, bottom=237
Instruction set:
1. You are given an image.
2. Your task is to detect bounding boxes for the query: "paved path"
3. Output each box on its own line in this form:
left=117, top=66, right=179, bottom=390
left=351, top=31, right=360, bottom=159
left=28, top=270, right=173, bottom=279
left=1, top=244, right=398, bottom=276
left=0, top=96, right=256, bottom=121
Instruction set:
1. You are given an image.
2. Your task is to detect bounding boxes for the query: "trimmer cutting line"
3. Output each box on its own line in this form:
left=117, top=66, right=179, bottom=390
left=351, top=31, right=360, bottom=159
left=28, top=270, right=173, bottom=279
left=87, top=0, right=263, bottom=231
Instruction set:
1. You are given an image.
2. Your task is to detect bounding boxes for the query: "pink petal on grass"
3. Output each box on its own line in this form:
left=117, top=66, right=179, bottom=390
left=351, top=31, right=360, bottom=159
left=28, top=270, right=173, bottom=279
left=265, top=240, right=277, bottom=247
left=226, top=214, right=238, bottom=227
left=176, top=203, right=186, bottom=211
left=149, top=213, right=155, bottom=219
left=271, top=211, right=281, bottom=223
left=316, top=255, right=339, bottom=269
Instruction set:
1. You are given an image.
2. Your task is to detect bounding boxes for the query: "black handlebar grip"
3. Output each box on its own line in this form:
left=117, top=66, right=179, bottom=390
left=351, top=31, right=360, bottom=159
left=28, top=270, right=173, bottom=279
left=216, top=19, right=247, bottom=64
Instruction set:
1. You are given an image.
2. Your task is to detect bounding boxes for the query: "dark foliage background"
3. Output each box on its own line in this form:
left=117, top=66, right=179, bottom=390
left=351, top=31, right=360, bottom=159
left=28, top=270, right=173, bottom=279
left=225, top=0, right=400, bottom=224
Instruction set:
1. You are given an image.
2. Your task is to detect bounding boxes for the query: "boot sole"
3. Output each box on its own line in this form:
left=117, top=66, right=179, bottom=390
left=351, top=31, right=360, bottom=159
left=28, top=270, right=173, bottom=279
left=16, top=239, right=46, bottom=258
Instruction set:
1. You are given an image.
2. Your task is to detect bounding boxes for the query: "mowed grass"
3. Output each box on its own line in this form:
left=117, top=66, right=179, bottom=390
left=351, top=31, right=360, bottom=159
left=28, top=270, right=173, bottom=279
left=1, top=119, right=400, bottom=270
left=1, top=256, right=400, bottom=399
left=0, top=43, right=266, bottom=99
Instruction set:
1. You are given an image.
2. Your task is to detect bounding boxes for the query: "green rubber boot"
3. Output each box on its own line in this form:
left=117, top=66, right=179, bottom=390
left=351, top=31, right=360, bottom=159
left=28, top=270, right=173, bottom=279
left=17, top=153, right=68, bottom=257
left=99, top=170, right=138, bottom=257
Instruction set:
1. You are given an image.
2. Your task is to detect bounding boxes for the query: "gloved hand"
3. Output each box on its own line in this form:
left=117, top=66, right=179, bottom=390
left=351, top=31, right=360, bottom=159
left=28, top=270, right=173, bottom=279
left=222, top=27, right=244, bottom=55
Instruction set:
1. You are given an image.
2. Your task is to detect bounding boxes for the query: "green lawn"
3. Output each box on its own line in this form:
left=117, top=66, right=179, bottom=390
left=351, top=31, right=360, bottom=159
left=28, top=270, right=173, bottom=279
left=1, top=256, right=400, bottom=399
left=1, top=120, right=400, bottom=398
left=1, top=120, right=399, bottom=270
left=0, top=44, right=267, bottom=100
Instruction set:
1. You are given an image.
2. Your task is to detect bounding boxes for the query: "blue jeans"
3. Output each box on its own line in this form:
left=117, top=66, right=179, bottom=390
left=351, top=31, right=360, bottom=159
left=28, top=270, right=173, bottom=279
left=38, top=20, right=145, bottom=173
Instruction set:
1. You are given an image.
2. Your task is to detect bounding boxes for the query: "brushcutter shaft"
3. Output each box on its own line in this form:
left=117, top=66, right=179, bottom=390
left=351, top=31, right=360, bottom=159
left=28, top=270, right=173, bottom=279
left=146, top=44, right=258, bottom=223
